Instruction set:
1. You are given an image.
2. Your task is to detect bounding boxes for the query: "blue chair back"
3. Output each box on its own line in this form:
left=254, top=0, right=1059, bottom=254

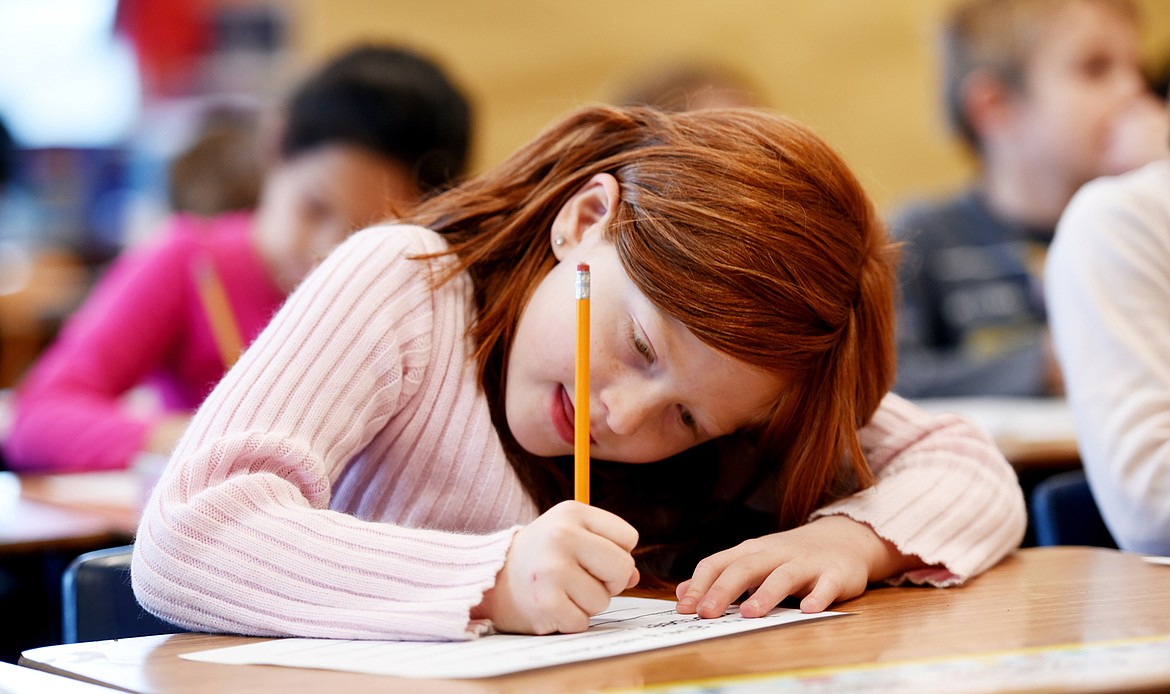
left=1030, top=470, right=1116, bottom=548
left=61, top=544, right=186, bottom=643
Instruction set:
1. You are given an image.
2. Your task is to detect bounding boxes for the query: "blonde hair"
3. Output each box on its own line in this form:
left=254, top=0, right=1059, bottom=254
left=941, top=0, right=1138, bottom=149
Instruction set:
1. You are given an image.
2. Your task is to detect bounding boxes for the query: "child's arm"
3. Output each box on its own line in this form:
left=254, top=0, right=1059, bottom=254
left=1047, top=167, right=1170, bottom=554
left=4, top=234, right=193, bottom=472
left=132, top=227, right=550, bottom=641
left=677, top=393, right=1025, bottom=617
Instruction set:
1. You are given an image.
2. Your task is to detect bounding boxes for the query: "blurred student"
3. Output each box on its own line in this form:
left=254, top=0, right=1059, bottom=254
left=891, top=0, right=1167, bottom=398
left=615, top=62, right=761, bottom=112
left=2, top=45, right=471, bottom=472
left=1046, top=111, right=1170, bottom=554
left=166, top=104, right=263, bottom=217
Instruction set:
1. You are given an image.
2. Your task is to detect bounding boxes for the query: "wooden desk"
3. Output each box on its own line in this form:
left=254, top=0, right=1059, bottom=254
left=19, top=547, right=1170, bottom=693
left=914, top=397, right=1081, bottom=470
left=0, top=471, right=139, bottom=554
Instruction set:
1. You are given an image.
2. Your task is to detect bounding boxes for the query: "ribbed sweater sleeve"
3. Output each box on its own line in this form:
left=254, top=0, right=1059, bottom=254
left=811, top=393, right=1026, bottom=586
left=132, top=226, right=523, bottom=640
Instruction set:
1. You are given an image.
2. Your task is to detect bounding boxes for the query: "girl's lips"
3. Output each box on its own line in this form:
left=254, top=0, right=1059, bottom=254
left=551, top=385, right=575, bottom=445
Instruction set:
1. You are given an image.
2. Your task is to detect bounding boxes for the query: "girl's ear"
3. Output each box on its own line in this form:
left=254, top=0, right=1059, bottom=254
left=550, top=173, right=621, bottom=260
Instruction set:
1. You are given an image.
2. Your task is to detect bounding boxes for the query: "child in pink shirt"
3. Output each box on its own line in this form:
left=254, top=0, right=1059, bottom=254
left=4, top=45, right=471, bottom=472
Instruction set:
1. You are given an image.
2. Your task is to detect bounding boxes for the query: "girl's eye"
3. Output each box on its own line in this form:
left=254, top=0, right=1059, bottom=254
left=627, top=320, right=654, bottom=364
left=679, top=406, right=697, bottom=431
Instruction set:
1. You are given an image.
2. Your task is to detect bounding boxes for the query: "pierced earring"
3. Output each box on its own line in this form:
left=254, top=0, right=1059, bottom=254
left=554, top=236, right=565, bottom=247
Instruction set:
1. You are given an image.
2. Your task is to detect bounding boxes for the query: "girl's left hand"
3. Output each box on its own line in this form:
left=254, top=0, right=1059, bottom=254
left=675, top=515, right=922, bottom=618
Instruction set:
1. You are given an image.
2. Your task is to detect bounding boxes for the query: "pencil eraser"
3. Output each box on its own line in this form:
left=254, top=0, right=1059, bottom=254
left=577, top=262, right=590, bottom=272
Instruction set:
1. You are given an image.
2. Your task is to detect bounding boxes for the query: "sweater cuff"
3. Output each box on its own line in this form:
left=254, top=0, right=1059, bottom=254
left=461, top=525, right=521, bottom=638
left=808, top=458, right=1025, bottom=587
left=808, top=506, right=965, bottom=587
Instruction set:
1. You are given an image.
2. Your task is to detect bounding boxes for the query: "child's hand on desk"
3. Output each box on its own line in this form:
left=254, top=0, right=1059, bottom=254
left=675, top=515, right=920, bottom=618
left=474, top=501, right=639, bottom=635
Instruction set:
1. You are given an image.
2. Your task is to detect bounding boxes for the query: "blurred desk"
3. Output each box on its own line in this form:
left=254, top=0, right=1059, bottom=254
left=915, top=397, right=1080, bottom=469
left=0, top=660, right=119, bottom=692
left=0, top=246, right=90, bottom=388
left=0, top=470, right=141, bottom=661
left=19, top=547, right=1170, bottom=693
left=0, top=471, right=139, bottom=554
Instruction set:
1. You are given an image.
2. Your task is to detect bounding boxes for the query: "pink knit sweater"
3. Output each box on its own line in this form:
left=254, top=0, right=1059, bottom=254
left=132, top=225, right=1026, bottom=641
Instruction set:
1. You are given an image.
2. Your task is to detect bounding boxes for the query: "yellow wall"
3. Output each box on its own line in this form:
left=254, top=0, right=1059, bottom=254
left=287, top=0, right=1170, bottom=213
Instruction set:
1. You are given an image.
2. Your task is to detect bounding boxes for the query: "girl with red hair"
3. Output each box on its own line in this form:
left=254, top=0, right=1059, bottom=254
left=132, top=106, right=1024, bottom=639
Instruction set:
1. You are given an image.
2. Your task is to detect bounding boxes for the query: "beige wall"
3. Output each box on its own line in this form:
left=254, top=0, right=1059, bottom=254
left=287, top=0, right=1170, bottom=213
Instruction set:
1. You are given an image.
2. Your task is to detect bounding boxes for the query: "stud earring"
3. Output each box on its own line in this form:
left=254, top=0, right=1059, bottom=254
left=554, top=236, right=565, bottom=247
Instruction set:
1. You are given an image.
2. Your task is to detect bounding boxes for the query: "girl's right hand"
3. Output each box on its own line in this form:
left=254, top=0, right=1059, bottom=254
left=475, top=500, right=639, bottom=635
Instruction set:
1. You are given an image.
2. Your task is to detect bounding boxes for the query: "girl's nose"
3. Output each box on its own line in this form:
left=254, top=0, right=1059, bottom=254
left=598, top=380, right=664, bottom=437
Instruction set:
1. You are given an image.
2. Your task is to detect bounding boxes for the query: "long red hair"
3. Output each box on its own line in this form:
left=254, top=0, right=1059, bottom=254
left=406, top=105, right=896, bottom=535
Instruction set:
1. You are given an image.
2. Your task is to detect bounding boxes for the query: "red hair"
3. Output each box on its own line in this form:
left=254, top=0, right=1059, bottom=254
left=407, top=105, right=897, bottom=533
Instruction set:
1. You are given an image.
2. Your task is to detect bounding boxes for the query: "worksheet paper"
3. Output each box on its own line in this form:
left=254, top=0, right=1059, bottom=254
left=180, top=597, right=843, bottom=679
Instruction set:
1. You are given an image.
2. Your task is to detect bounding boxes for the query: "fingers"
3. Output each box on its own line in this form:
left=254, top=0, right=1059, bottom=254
left=676, top=552, right=730, bottom=614
left=574, top=526, right=639, bottom=595
left=674, top=529, right=873, bottom=620
left=489, top=501, right=639, bottom=635
left=546, top=501, right=638, bottom=594
left=680, top=556, right=846, bottom=619
left=799, top=574, right=843, bottom=614
left=678, top=552, right=748, bottom=617
left=560, top=571, right=616, bottom=632
left=677, top=542, right=777, bottom=618
left=563, top=501, right=639, bottom=552
left=740, top=564, right=817, bottom=617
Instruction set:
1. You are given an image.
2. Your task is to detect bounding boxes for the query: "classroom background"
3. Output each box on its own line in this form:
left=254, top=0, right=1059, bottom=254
left=1, top=0, right=1170, bottom=674
left=1, top=0, right=1169, bottom=376
left=2, top=0, right=1169, bottom=389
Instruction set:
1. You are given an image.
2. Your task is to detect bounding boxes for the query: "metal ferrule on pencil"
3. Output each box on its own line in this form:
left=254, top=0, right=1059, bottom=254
left=576, top=264, right=590, bottom=299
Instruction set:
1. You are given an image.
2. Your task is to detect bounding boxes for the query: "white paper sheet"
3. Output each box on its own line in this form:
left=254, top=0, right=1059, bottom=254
left=180, top=597, right=843, bottom=679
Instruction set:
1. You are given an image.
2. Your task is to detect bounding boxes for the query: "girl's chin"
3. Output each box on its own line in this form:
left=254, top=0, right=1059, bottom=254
left=507, top=424, right=563, bottom=458
left=517, top=441, right=566, bottom=458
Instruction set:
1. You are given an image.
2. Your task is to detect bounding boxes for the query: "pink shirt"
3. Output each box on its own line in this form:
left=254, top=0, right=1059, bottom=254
left=132, top=225, right=1026, bottom=641
left=4, top=213, right=284, bottom=472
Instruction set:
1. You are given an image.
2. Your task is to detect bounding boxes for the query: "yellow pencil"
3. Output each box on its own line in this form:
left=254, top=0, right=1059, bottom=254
left=575, top=262, right=591, bottom=504
left=193, top=255, right=244, bottom=369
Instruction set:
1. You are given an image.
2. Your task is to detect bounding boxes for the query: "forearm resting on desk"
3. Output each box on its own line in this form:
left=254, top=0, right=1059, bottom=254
left=675, top=514, right=927, bottom=619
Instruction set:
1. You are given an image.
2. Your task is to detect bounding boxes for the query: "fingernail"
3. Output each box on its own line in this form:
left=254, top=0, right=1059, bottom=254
left=698, top=600, right=716, bottom=614
left=677, top=597, right=694, bottom=609
left=744, top=598, right=760, bottom=615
